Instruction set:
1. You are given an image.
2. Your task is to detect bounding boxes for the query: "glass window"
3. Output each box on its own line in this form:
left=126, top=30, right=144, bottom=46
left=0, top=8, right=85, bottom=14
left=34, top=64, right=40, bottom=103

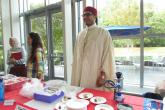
left=144, top=37, right=165, bottom=87
left=28, top=0, right=45, bottom=10
left=0, top=12, right=4, bottom=73
left=30, top=16, right=48, bottom=76
left=98, top=0, right=140, bottom=26
left=75, top=1, right=83, bottom=34
left=143, top=0, right=165, bottom=87
left=31, top=16, right=47, bottom=50
left=47, top=0, right=61, bottom=5
left=144, top=0, right=165, bottom=35
left=18, top=0, right=24, bottom=13
left=97, top=0, right=140, bottom=86
left=114, top=38, right=140, bottom=85
left=52, top=12, right=64, bottom=78
left=19, top=0, right=28, bottom=12
left=86, top=0, right=93, bottom=7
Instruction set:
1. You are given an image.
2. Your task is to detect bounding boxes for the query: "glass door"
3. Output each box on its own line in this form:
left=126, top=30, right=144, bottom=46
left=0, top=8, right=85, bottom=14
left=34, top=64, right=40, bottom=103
left=24, top=2, right=64, bottom=80
left=30, top=16, right=49, bottom=78
left=51, top=11, right=64, bottom=79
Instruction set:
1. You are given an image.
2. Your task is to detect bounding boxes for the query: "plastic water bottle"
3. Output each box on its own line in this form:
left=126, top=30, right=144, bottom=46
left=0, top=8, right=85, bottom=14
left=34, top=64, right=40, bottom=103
left=163, top=97, right=165, bottom=110
left=0, top=78, right=4, bottom=102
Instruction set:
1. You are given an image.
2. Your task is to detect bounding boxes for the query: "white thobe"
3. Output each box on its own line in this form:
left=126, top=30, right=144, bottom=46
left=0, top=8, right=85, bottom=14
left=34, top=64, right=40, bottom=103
left=71, top=24, right=116, bottom=90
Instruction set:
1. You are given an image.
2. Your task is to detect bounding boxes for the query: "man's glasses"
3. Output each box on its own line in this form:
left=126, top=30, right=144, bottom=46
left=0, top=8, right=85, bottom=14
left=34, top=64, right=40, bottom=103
left=82, top=13, right=93, bottom=17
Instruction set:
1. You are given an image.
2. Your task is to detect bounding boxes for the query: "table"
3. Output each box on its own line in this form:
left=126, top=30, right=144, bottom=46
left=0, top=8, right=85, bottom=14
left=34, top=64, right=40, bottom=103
left=0, top=86, right=152, bottom=110
left=0, top=89, right=36, bottom=110
left=79, top=88, right=144, bottom=110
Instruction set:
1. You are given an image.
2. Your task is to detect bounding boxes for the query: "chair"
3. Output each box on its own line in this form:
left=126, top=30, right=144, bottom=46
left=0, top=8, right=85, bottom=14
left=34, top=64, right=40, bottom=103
left=143, top=92, right=163, bottom=100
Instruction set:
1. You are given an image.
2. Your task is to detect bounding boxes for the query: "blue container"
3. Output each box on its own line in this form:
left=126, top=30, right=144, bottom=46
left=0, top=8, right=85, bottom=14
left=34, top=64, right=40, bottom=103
left=0, top=78, right=4, bottom=102
left=34, top=91, right=64, bottom=103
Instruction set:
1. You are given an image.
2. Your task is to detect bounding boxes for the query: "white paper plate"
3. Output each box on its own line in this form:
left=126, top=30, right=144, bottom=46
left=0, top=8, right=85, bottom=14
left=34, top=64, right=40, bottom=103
left=95, top=104, right=114, bottom=110
left=90, top=96, right=106, bottom=104
left=78, top=92, right=93, bottom=99
left=66, top=99, right=89, bottom=109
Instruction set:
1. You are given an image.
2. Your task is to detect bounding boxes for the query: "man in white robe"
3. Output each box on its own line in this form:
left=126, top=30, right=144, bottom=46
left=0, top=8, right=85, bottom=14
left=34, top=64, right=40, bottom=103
left=71, top=6, right=116, bottom=90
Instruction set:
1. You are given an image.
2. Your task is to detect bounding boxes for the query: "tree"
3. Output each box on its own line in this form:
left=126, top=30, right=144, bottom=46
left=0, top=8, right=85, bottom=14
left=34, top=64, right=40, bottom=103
left=98, top=0, right=165, bottom=47
left=0, top=16, right=4, bottom=71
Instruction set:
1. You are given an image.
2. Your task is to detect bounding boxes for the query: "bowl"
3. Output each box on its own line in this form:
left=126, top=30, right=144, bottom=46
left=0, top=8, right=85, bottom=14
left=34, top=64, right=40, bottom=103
left=66, top=99, right=89, bottom=110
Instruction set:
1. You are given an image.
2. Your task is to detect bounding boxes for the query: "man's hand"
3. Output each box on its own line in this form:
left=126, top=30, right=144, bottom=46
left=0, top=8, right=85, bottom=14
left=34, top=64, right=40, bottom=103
left=96, top=71, right=106, bottom=87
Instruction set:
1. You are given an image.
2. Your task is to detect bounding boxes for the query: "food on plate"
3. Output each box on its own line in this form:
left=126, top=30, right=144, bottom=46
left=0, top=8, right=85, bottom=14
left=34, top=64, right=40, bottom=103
left=94, top=97, right=102, bottom=102
left=63, top=96, right=71, bottom=101
left=78, top=92, right=93, bottom=99
left=83, top=94, right=89, bottom=98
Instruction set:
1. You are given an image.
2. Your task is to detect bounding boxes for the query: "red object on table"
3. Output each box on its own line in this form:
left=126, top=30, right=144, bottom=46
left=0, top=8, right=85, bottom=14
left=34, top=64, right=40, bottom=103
left=77, top=88, right=144, bottom=110
left=5, top=77, right=27, bottom=92
left=0, top=89, right=35, bottom=110
left=5, top=80, right=26, bottom=92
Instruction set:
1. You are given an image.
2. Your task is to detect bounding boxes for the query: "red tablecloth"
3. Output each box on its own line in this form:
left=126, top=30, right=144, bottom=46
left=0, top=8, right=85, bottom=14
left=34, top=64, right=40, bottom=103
left=0, top=89, right=35, bottom=110
left=0, top=87, right=145, bottom=110
left=78, top=88, right=144, bottom=110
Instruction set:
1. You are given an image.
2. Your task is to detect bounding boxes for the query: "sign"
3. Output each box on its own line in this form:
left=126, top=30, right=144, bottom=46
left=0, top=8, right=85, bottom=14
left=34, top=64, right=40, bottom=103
left=15, top=104, right=30, bottom=110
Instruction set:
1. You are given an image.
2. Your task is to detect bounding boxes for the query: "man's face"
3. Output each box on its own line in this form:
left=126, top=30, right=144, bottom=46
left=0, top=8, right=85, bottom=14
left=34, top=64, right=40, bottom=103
left=82, top=11, right=96, bottom=27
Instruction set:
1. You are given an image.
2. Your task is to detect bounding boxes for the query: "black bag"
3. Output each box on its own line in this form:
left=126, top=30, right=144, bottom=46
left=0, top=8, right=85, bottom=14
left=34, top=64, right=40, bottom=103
left=9, top=64, right=27, bottom=77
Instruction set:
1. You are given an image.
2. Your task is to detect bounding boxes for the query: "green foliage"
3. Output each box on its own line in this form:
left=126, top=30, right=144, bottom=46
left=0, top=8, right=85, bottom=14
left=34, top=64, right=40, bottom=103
left=52, top=12, right=63, bottom=52
left=113, top=39, right=133, bottom=47
left=0, top=17, right=4, bottom=71
left=99, top=0, right=139, bottom=26
left=31, top=17, right=47, bottom=53
left=99, top=0, right=165, bottom=47
left=31, top=11, right=64, bottom=64
left=0, top=47, right=4, bottom=71
left=144, top=38, right=165, bottom=47
left=0, top=19, right=2, bottom=44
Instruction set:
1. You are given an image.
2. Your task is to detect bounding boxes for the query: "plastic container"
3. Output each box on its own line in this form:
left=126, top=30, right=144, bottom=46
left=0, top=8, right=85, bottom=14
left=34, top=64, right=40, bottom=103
left=33, top=90, right=64, bottom=103
left=5, top=79, right=26, bottom=92
left=0, top=78, right=4, bottom=102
